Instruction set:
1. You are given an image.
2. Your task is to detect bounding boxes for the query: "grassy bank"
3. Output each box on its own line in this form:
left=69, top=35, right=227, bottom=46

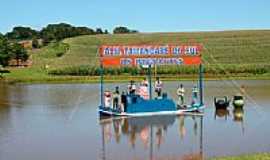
left=210, top=153, right=270, bottom=160
left=1, top=30, right=270, bottom=83
left=2, top=74, right=270, bottom=84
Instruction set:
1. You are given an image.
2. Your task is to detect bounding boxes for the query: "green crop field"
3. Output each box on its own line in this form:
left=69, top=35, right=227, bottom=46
left=210, top=153, right=270, bottom=160
left=3, top=30, right=270, bottom=83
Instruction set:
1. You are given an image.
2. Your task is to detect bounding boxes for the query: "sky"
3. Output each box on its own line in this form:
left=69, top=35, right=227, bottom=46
left=1, top=0, right=270, bottom=33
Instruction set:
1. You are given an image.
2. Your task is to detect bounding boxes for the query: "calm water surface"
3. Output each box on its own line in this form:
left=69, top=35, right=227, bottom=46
left=0, top=80, right=270, bottom=160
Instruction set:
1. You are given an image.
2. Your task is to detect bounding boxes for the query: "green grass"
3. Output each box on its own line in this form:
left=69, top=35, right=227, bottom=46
left=210, top=153, right=270, bottom=160
left=2, top=30, right=270, bottom=83
left=31, top=42, right=70, bottom=68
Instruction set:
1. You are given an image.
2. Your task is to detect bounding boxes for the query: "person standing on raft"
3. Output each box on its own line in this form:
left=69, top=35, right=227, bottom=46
left=177, top=84, right=185, bottom=106
left=191, top=85, right=199, bottom=105
left=113, top=86, right=120, bottom=110
left=139, top=78, right=150, bottom=99
left=154, top=77, right=163, bottom=98
left=128, top=80, right=136, bottom=95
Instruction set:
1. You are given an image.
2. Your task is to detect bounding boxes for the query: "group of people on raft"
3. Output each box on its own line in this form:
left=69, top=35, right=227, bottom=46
left=104, top=77, right=199, bottom=112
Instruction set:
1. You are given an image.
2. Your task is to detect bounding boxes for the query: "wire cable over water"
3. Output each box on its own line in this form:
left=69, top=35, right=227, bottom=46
left=203, top=46, right=264, bottom=116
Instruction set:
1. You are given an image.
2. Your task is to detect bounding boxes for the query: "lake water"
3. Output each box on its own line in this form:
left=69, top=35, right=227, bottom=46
left=0, top=80, right=270, bottom=160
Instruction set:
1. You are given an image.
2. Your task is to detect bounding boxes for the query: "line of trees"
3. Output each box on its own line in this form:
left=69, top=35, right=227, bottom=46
left=1, top=24, right=139, bottom=67
left=40, top=23, right=100, bottom=44
left=4, top=23, right=138, bottom=45
left=5, top=27, right=39, bottom=40
left=5, top=23, right=107, bottom=45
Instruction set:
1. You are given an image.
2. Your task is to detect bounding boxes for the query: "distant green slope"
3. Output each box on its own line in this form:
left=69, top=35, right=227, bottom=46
left=4, top=30, right=270, bottom=82
left=64, top=30, right=270, bottom=66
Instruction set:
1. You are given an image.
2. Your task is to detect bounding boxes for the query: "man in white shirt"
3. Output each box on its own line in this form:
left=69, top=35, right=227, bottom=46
left=177, top=84, right=185, bottom=105
left=154, top=77, right=163, bottom=98
left=128, top=80, right=136, bottom=95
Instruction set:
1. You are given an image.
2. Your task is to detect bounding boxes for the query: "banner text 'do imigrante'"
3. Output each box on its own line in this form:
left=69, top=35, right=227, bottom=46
left=99, top=45, right=202, bottom=67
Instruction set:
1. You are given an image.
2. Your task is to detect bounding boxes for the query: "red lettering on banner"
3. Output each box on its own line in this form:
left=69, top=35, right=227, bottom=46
left=99, top=45, right=203, bottom=67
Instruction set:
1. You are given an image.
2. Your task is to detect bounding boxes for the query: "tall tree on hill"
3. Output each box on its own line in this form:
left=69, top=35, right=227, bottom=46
left=0, top=36, right=11, bottom=66
left=0, top=36, right=28, bottom=67
left=0, top=36, right=10, bottom=66
left=10, top=43, right=29, bottom=66
left=5, top=26, right=39, bottom=40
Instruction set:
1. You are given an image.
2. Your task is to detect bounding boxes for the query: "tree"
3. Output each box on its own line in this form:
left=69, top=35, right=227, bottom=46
left=0, top=35, right=29, bottom=67
left=104, top=29, right=109, bottom=34
left=40, top=23, right=73, bottom=42
left=5, top=26, right=39, bottom=40
left=113, top=26, right=129, bottom=34
left=40, top=23, right=96, bottom=45
left=0, top=36, right=12, bottom=67
left=32, top=38, right=39, bottom=49
left=96, top=28, right=103, bottom=34
left=130, top=30, right=138, bottom=33
left=41, top=31, right=56, bottom=45
left=113, top=26, right=138, bottom=34
left=76, top=27, right=95, bottom=35
left=10, top=43, right=29, bottom=66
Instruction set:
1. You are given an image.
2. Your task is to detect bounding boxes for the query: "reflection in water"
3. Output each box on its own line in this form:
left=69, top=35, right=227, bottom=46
left=233, top=108, right=245, bottom=134
left=179, top=116, right=186, bottom=139
left=214, top=107, right=245, bottom=134
left=0, top=84, right=10, bottom=108
left=214, top=108, right=230, bottom=120
left=99, top=115, right=203, bottom=160
left=233, top=108, right=244, bottom=122
left=0, top=84, right=12, bottom=144
left=178, top=115, right=199, bottom=140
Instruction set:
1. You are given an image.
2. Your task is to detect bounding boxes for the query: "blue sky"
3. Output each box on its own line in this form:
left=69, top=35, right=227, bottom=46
left=1, top=0, right=270, bottom=33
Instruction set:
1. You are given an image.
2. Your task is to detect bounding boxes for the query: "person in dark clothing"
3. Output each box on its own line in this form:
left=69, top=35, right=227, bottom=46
left=121, top=91, right=127, bottom=112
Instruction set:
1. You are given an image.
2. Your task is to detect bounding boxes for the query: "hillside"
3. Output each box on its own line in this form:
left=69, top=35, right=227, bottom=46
left=4, top=30, right=270, bottom=82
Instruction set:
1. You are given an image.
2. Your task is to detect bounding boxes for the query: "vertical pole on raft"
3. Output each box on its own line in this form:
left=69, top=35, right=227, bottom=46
left=100, top=64, right=104, bottom=108
left=148, top=65, right=152, bottom=100
left=199, top=64, right=204, bottom=106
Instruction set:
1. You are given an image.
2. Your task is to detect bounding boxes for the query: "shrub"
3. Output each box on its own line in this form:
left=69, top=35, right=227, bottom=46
left=56, top=52, right=64, bottom=57
left=48, top=64, right=270, bottom=76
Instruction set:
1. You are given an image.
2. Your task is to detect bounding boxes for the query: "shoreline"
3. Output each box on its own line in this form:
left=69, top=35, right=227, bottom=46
left=1, top=74, right=270, bottom=84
